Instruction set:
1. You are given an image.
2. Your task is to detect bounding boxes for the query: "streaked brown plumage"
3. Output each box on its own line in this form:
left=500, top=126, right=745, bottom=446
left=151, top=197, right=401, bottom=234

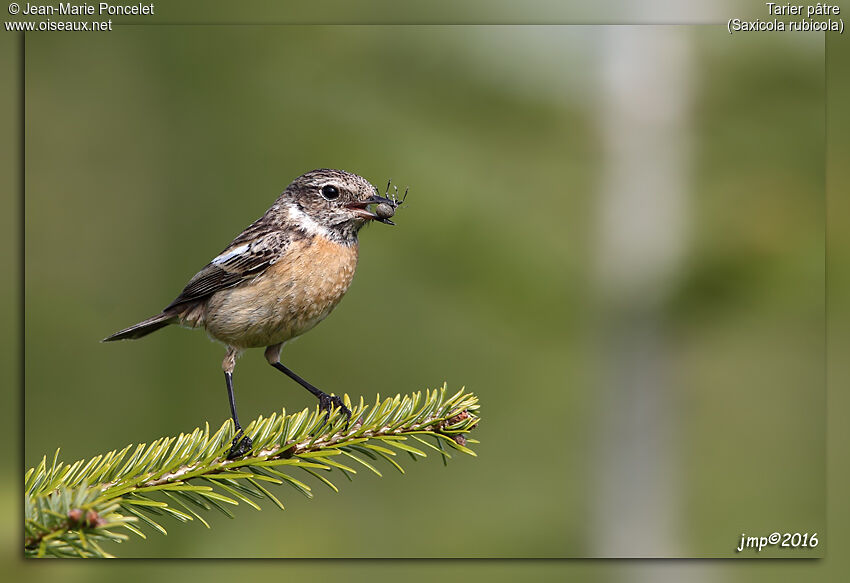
left=104, top=169, right=401, bottom=458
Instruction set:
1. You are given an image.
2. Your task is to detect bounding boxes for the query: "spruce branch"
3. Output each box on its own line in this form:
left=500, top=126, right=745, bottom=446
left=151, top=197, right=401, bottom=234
left=25, top=385, right=479, bottom=558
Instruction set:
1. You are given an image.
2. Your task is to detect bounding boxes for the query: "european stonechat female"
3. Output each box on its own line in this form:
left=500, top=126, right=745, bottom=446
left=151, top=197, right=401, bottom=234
left=104, top=169, right=401, bottom=458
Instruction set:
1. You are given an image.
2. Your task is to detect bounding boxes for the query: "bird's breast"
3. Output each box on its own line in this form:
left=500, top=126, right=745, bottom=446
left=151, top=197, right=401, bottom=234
left=203, top=235, right=359, bottom=348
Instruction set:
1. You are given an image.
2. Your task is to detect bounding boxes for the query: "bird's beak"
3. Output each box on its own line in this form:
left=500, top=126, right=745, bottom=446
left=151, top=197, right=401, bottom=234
left=345, top=194, right=396, bottom=224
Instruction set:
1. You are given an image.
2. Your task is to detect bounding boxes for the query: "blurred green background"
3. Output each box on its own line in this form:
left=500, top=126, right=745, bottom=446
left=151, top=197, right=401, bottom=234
left=19, top=22, right=825, bottom=563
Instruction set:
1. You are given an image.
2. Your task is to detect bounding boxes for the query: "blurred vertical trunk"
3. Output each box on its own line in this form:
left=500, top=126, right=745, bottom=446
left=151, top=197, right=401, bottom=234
left=590, top=26, right=693, bottom=562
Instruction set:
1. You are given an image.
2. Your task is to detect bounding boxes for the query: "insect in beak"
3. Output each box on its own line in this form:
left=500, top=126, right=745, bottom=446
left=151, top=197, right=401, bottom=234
left=345, top=181, right=408, bottom=225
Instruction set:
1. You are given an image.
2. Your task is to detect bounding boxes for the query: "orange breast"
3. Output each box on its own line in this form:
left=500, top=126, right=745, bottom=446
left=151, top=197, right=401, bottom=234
left=203, top=236, right=359, bottom=348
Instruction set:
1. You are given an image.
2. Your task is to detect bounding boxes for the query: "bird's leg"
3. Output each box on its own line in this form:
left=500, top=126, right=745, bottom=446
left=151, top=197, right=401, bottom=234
left=264, top=344, right=352, bottom=426
left=223, top=347, right=252, bottom=459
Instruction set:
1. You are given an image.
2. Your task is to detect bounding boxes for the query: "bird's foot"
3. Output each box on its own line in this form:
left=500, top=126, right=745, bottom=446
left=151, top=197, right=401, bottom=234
left=227, top=430, right=253, bottom=460
left=318, top=392, right=352, bottom=430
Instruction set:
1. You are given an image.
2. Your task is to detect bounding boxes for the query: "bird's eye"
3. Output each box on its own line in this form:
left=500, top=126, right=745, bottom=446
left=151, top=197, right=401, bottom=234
left=321, top=185, right=340, bottom=200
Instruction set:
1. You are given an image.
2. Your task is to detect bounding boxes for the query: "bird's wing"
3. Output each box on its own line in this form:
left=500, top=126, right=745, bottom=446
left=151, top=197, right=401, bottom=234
left=164, top=230, right=290, bottom=310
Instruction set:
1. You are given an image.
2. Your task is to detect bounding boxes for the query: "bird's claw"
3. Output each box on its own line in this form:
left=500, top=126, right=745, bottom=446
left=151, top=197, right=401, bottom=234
left=318, top=393, right=352, bottom=430
left=227, top=430, right=253, bottom=460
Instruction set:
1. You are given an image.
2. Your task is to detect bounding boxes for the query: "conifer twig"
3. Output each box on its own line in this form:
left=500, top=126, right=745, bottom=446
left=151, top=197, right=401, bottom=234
left=24, top=385, right=480, bottom=558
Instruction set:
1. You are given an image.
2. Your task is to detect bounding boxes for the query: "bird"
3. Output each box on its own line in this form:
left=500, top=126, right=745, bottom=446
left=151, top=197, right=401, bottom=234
left=103, top=169, right=401, bottom=459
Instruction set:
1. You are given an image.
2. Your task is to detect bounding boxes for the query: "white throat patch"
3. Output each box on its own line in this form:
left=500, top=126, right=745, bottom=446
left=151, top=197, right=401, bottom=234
left=285, top=202, right=332, bottom=238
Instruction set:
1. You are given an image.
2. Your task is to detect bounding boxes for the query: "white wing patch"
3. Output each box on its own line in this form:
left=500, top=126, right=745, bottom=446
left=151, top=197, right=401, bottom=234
left=212, top=243, right=250, bottom=265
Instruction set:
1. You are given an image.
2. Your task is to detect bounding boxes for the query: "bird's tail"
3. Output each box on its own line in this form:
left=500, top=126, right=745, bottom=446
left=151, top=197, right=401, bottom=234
left=102, top=312, right=177, bottom=342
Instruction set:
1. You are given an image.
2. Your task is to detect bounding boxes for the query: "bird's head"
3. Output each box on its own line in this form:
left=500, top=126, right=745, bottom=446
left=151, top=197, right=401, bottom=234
left=277, top=169, right=400, bottom=243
